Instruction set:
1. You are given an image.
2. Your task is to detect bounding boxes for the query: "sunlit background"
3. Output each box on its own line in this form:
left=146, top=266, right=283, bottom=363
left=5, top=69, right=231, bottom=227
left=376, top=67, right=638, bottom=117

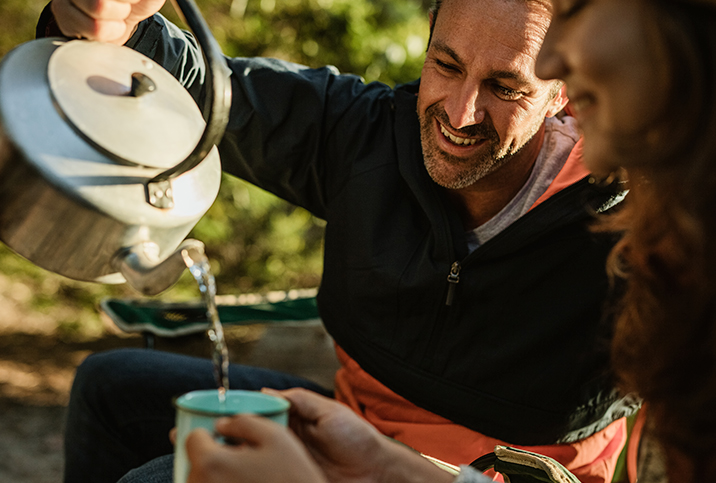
left=0, top=3, right=429, bottom=481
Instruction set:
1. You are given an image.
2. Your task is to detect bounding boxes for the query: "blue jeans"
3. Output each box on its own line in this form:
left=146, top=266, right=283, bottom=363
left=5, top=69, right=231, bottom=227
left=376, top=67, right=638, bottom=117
left=117, top=455, right=173, bottom=483
left=63, top=348, right=332, bottom=483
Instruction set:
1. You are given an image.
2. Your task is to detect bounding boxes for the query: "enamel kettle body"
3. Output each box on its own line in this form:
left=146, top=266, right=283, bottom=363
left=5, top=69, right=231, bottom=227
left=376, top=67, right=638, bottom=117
left=0, top=1, right=230, bottom=295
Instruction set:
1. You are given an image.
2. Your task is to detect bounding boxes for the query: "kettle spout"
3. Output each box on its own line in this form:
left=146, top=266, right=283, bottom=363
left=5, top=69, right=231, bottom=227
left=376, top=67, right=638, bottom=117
left=113, top=239, right=206, bottom=296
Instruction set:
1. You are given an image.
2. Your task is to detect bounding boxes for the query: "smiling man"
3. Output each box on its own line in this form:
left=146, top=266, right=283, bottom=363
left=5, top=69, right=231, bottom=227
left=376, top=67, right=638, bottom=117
left=42, top=0, right=637, bottom=482
left=418, top=0, right=567, bottom=230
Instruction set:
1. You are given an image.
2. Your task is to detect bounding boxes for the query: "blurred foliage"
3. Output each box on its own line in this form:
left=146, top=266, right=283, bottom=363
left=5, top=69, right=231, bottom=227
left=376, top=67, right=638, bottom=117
left=0, top=0, right=429, bottom=337
left=160, top=0, right=430, bottom=85
left=0, top=0, right=49, bottom=57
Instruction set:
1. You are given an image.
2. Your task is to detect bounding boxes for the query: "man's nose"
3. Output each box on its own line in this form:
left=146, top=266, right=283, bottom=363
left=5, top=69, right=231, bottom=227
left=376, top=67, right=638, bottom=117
left=444, top=84, right=485, bottom=129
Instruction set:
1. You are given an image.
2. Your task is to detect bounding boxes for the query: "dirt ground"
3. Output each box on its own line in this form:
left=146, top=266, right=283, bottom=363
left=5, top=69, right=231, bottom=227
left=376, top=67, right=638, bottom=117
left=0, top=282, right=340, bottom=483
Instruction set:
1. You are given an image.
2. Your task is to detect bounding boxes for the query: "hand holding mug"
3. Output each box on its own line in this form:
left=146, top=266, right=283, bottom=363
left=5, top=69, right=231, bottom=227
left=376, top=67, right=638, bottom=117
left=173, top=389, right=291, bottom=483
left=185, top=415, right=329, bottom=483
left=277, top=388, right=455, bottom=483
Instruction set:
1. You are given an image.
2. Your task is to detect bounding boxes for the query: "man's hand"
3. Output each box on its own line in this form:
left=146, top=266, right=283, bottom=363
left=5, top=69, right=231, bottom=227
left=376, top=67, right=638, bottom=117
left=276, top=388, right=454, bottom=483
left=50, top=0, right=166, bottom=44
left=277, top=388, right=390, bottom=482
left=184, top=415, right=329, bottom=483
left=184, top=388, right=454, bottom=483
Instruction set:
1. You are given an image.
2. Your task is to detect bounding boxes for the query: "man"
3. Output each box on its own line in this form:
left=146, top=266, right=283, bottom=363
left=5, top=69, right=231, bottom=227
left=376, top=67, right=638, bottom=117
left=43, top=0, right=636, bottom=482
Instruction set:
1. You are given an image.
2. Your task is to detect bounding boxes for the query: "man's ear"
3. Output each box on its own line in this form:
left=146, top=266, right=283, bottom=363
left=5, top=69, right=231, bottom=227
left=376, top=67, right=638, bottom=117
left=545, top=83, right=569, bottom=118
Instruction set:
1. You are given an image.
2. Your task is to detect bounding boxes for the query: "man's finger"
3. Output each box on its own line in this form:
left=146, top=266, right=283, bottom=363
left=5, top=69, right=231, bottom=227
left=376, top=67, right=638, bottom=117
left=214, top=414, right=284, bottom=446
left=185, top=429, right=235, bottom=483
left=69, top=0, right=133, bottom=21
left=276, top=387, right=341, bottom=422
left=185, top=427, right=220, bottom=457
left=51, top=0, right=128, bottom=41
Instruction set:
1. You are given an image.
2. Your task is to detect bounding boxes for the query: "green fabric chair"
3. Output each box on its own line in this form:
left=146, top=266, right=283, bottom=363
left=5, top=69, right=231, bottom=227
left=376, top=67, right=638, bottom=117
left=100, top=292, right=321, bottom=348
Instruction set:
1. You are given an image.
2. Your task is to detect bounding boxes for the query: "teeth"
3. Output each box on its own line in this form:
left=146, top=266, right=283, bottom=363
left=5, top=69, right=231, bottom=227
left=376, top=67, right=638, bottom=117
left=571, top=97, right=594, bottom=113
left=440, top=124, right=477, bottom=146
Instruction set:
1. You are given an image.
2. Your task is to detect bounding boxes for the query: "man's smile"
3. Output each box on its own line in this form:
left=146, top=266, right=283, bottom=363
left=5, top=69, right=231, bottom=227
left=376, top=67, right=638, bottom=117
left=433, top=118, right=491, bottom=157
left=439, top=123, right=479, bottom=146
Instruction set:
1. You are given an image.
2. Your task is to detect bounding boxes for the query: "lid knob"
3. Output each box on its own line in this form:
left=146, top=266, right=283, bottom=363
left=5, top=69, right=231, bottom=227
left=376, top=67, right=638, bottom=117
left=129, top=72, right=156, bottom=98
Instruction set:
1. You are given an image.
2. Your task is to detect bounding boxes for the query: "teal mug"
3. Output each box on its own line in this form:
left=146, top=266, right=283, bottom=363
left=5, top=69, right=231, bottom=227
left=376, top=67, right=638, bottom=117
left=173, top=389, right=291, bottom=483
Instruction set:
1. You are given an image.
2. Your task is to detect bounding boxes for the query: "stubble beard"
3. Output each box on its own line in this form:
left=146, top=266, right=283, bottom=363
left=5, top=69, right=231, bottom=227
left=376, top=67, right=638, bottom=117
left=419, top=104, right=538, bottom=189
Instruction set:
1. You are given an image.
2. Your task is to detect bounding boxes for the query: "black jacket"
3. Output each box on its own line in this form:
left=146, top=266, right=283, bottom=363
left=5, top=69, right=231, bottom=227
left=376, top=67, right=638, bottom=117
left=119, top=14, right=636, bottom=445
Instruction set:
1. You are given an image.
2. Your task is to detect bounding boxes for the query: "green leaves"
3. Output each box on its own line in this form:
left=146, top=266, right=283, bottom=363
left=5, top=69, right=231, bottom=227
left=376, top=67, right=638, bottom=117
left=188, top=176, right=324, bottom=294
left=0, top=0, right=48, bottom=57
left=162, top=0, right=429, bottom=85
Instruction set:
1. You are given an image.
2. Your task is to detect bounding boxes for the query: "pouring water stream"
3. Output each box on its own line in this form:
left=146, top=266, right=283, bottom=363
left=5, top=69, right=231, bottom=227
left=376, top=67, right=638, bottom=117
left=182, top=248, right=230, bottom=404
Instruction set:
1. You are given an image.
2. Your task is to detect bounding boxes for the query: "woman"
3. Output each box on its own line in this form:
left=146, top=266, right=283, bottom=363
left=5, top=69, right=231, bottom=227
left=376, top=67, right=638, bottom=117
left=536, top=0, right=716, bottom=481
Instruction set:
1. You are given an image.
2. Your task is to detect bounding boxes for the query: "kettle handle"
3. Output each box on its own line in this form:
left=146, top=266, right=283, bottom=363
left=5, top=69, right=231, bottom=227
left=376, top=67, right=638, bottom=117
left=148, top=0, right=231, bottom=184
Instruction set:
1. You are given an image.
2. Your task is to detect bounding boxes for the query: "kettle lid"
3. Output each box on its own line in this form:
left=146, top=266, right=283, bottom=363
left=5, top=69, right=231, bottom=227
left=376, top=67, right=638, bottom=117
left=48, top=40, right=205, bottom=169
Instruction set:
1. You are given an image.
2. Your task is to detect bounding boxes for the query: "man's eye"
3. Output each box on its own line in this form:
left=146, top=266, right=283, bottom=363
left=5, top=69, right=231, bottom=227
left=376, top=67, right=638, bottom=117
left=435, top=59, right=459, bottom=73
left=494, top=85, right=523, bottom=101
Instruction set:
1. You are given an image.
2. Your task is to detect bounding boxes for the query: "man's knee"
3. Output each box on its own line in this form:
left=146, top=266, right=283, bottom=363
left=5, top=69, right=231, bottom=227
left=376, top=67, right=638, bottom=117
left=71, top=349, right=156, bottom=403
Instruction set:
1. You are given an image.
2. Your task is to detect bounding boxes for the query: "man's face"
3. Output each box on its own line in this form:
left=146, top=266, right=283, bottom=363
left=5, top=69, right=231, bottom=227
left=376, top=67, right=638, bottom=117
left=418, top=0, right=564, bottom=189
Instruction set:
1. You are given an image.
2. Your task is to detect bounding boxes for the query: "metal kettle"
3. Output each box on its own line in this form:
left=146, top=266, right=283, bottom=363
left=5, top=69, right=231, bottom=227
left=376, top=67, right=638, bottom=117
left=0, top=0, right=231, bottom=295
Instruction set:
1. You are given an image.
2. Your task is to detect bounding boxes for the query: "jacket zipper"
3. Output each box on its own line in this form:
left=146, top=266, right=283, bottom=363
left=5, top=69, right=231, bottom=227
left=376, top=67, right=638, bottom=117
left=440, top=176, right=622, bottom=307
left=445, top=261, right=461, bottom=306
left=427, top=176, right=626, bottom=371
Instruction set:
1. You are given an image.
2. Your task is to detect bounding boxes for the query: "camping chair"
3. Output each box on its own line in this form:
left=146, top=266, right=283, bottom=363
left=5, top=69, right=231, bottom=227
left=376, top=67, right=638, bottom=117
left=100, top=289, right=321, bottom=349
left=472, top=446, right=582, bottom=483
left=422, top=445, right=582, bottom=483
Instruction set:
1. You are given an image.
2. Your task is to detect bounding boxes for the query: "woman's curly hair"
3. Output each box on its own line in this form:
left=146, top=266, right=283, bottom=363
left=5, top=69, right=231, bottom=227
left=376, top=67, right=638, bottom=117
left=603, top=1, right=716, bottom=480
